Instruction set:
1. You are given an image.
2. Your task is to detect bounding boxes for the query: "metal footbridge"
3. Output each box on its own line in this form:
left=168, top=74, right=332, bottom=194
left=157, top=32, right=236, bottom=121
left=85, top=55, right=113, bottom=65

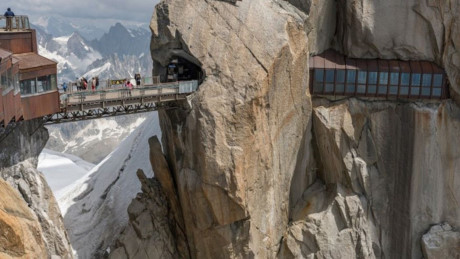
left=43, top=80, right=198, bottom=124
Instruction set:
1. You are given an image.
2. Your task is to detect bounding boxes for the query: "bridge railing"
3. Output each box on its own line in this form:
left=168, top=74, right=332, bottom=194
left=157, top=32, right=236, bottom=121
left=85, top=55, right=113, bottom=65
left=60, top=80, right=198, bottom=108
left=0, top=15, right=30, bottom=31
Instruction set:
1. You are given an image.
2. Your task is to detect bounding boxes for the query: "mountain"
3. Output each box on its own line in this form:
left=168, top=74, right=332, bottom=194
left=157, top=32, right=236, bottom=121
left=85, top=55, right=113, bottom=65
left=35, top=22, right=152, bottom=83
left=34, top=16, right=77, bottom=38
left=45, top=113, right=147, bottom=164
left=55, top=112, right=160, bottom=258
left=38, top=149, right=95, bottom=199
left=91, top=22, right=150, bottom=57
left=33, top=15, right=108, bottom=40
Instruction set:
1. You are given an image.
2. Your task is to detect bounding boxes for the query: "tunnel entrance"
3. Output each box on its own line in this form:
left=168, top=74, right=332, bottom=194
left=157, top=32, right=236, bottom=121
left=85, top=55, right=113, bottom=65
left=165, top=57, right=203, bottom=83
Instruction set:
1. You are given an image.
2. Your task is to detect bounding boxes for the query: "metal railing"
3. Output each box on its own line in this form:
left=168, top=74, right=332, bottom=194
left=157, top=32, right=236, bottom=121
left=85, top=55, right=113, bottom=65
left=61, top=76, right=162, bottom=94
left=60, top=80, right=198, bottom=108
left=0, top=15, right=30, bottom=31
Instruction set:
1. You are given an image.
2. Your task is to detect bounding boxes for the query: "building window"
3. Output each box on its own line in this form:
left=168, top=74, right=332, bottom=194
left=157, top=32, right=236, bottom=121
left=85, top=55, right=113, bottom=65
left=421, top=74, right=431, bottom=96
left=378, top=72, right=388, bottom=95
left=346, top=70, right=356, bottom=93
left=367, top=72, right=378, bottom=94
left=357, top=71, right=367, bottom=94
left=325, top=69, right=334, bottom=93
left=411, top=73, right=421, bottom=86
left=20, top=79, right=36, bottom=95
left=433, top=74, right=443, bottom=87
left=0, top=71, right=6, bottom=90
left=400, top=73, right=410, bottom=96
left=20, top=74, right=57, bottom=96
left=432, top=88, right=442, bottom=97
left=389, top=72, right=399, bottom=95
left=336, top=70, right=345, bottom=93
left=313, top=69, right=324, bottom=93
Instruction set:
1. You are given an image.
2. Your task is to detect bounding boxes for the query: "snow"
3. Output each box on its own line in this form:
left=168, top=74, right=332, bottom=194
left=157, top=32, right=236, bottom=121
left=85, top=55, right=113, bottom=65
left=46, top=114, right=147, bottom=164
left=55, top=35, right=72, bottom=44
left=38, top=149, right=95, bottom=199
left=37, top=33, right=102, bottom=78
left=55, top=112, right=161, bottom=258
left=83, top=62, right=112, bottom=78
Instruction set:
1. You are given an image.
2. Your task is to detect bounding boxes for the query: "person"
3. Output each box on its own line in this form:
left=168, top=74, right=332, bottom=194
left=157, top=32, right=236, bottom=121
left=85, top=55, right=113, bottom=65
left=75, top=78, right=81, bottom=91
left=82, top=77, right=88, bottom=90
left=62, top=82, right=67, bottom=92
left=91, top=77, right=96, bottom=91
left=4, top=8, right=15, bottom=31
left=95, top=76, right=99, bottom=89
left=126, top=79, right=133, bottom=96
left=135, top=73, right=141, bottom=86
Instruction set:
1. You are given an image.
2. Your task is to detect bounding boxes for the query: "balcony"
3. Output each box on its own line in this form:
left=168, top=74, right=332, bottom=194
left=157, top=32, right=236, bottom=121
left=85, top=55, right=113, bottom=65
left=0, top=15, right=30, bottom=32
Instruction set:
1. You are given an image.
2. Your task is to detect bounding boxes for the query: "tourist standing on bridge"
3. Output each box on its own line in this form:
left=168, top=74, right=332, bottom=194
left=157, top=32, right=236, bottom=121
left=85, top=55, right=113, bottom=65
left=135, top=73, right=141, bottom=87
left=91, top=77, right=96, bottom=91
left=82, top=77, right=88, bottom=90
left=62, top=82, right=67, bottom=92
left=126, top=79, right=133, bottom=96
left=4, top=8, right=15, bottom=31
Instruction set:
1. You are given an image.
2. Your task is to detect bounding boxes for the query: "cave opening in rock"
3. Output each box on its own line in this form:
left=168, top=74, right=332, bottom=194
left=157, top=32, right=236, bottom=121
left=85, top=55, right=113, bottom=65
left=164, top=57, right=204, bottom=83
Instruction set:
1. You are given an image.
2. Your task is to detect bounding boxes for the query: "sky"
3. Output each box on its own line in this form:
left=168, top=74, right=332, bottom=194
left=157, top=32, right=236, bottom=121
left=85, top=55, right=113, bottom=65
left=3, top=0, right=160, bottom=27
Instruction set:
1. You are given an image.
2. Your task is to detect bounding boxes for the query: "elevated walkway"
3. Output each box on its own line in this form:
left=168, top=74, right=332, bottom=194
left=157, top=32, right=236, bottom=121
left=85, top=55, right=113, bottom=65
left=43, top=80, right=198, bottom=124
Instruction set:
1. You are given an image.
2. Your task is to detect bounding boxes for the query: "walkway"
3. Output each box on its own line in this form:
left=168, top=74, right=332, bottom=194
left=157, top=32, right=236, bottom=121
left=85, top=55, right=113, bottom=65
left=43, top=80, right=198, bottom=124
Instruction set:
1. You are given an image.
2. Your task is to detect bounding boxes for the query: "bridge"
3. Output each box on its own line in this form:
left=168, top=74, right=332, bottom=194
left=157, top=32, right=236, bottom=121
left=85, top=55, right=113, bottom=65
left=43, top=80, right=198, bottom=124
left=0, top=14, right=201, bottom=127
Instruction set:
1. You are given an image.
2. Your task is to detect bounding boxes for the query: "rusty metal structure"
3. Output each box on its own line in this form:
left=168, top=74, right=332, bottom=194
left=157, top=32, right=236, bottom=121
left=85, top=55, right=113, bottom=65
left=309, top=49, right=448, bottom=99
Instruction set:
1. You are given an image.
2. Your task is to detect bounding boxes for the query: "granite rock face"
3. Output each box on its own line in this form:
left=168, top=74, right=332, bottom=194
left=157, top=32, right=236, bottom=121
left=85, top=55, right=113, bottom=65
left=139, top=0, right=460, bottom=258
left=0, top=179, right=48, bottom=259
left=286, top=98, right=460, bottom=259
left=421, top=223, right=460, bottom=259
left=0, top=119, right=72, bottom=258
left=109, top=170, right=180, bottom=259
left=335, top=0, right=460, bottom=100
left=151, top=0, right=311, bottom=257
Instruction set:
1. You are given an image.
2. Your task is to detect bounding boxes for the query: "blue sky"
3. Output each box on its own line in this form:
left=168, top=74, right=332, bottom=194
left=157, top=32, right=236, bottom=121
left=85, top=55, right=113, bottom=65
left=3, top=0, right=160, bottom=25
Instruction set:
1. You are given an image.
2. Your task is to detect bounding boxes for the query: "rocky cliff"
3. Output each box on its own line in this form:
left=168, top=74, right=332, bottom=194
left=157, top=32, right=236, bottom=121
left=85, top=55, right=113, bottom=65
left=112, top=0, right=460, bottom=258
left=0, top=119, right=72, bottom=258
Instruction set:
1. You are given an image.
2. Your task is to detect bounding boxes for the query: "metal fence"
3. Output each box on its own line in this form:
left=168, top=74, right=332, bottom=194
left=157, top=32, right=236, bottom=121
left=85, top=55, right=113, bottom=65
left=0, top=15, right=30, bottom=31
left=60, top=80, right=198, bottom=107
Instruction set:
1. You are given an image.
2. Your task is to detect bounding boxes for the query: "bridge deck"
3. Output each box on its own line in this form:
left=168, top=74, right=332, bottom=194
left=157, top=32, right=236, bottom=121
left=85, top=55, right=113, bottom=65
left=44, top=80, right=198, bottom=124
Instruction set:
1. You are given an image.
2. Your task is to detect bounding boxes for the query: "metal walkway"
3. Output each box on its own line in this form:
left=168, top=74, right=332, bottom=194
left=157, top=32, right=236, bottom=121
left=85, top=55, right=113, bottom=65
left=43, top=80, right=198, bottom=124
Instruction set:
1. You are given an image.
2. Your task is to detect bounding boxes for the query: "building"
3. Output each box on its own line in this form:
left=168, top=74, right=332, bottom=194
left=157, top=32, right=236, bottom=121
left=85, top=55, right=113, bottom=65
left=0, top=15, right=60, bottom=123
left=309, top=49, right=448, bottom=99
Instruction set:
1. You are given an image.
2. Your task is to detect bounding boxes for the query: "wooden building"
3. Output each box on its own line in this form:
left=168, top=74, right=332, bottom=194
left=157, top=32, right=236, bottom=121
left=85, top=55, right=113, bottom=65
left=0, top=48, right=22, bottom=125
left=0, top=15, right=60, bottom=123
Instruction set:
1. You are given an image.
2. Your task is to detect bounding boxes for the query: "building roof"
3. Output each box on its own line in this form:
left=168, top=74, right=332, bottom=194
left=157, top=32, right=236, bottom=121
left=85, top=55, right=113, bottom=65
left=0, top=48, right=12, bottom=60
left=13, top=52, right=57, bottom=70
left=309, top=49, right=445, bottom=74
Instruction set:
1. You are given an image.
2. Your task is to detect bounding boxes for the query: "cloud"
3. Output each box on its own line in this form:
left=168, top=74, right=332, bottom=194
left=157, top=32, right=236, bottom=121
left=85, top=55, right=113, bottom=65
left=3, top=0, right=159, bottom=23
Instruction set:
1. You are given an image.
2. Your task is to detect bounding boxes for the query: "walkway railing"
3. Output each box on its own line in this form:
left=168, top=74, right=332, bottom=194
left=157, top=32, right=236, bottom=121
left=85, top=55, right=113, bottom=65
left=0, top=15, right=30, bottom=31
left=60, top=80, right=198, bottom=110
left=43, top=80, right=198, bottom=124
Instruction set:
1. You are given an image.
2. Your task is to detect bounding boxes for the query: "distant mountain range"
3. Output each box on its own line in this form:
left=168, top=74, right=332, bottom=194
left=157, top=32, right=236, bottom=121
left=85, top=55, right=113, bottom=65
left=33, top=20, right=153, bottom=84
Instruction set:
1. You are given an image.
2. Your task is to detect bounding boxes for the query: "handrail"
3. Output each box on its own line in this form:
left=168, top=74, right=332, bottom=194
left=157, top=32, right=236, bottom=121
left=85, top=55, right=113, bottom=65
left=60, top=80, right=198, bottom=108
left=0, top=15, right=30, bottom=31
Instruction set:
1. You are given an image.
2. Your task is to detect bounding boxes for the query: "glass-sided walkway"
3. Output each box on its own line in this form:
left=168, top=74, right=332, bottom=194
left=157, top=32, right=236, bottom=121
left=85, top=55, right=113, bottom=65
left=309, top=50, right=448, bottom=99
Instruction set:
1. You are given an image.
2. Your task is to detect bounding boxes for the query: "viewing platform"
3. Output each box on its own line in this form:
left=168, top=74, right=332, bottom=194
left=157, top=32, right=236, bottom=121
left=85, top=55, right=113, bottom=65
left=43, top=79, right=199, bottom=124
left=0, top=15, right=30, bottom=32
left=309, top=49, right=449, bottom=100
